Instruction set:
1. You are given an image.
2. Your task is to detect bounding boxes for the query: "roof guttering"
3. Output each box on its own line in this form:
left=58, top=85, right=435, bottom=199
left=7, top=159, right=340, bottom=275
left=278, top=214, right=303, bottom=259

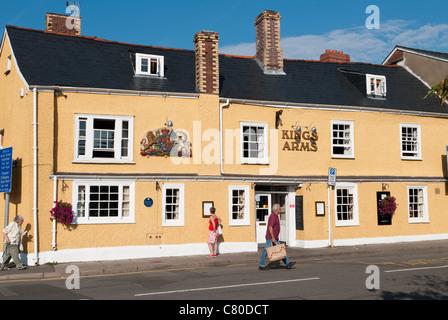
left=28, top=85, right=200, bottom=99
left=219, top=97, right=448, bottom=119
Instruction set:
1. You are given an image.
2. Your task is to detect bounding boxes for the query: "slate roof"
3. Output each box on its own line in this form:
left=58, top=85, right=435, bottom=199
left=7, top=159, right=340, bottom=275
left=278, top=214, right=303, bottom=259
left=4, top=25, right=445, bottom=114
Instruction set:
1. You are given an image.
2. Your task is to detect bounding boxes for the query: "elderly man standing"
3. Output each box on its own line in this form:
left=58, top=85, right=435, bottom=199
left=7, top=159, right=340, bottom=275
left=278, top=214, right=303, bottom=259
left=2, top=216, right=27, bottom=270
left=259, top=204, right=295, bottom=270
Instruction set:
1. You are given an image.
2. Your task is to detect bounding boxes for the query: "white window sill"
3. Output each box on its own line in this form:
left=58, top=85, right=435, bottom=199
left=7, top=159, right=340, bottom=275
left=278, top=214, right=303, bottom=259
left=335, top=222, right=360, bottom=227
left=241, top=159, right=269, bottom=165
left=162, top=222, right=185, bottom=227
left=229, top=221, right=251, bottom=226
left=331, top=155, right=355, bottom=159
left=400, top=157, right=423, bottom=161
left=72, top=159, right=136, bottom=164
left=408, top=220, right=430, bottom=224
left=74, top=219, right=136, bottom=225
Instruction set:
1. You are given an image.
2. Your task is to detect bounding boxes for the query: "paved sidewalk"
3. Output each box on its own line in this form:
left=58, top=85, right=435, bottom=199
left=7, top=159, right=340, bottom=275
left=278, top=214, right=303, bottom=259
left=1, top=240, right=448, bottom=281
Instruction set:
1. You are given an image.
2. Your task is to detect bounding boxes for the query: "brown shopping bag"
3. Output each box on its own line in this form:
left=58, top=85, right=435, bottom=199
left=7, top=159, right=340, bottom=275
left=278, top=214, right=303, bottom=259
left=266, top=243, right=287, bottom=261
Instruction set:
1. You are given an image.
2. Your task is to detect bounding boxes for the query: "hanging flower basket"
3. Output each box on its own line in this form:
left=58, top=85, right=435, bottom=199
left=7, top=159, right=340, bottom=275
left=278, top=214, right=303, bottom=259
left=50, top=201, right=74, bottom=225
left=379, top=196, right=397, bottom=216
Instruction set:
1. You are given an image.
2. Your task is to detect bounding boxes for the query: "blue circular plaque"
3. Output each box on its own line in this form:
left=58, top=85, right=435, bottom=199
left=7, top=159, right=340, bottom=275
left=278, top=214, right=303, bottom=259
left=144, top=197, right=154, bottom=208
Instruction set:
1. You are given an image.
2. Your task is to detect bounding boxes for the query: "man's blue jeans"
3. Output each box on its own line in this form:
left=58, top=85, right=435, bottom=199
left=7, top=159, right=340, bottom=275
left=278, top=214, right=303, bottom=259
left=259, top=239, right=290, bottom=268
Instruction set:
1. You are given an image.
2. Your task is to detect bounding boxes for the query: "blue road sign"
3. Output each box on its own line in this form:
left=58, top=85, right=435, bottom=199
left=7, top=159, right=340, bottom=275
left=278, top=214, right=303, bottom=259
left=0, top=147, right=12, bottom=193
left=328, top=167, right=337, bottom=186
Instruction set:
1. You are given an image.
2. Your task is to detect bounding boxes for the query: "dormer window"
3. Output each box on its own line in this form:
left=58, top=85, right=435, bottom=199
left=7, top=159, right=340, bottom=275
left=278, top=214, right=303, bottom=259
left=135, top=53, right=164, bottom=77
left=366, top=74, right=386, bottom=98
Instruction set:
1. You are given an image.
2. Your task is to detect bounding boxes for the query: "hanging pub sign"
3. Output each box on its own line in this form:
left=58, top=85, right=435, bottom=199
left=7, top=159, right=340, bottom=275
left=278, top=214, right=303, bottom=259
left=140, top=127, right=192, bottom=158
left=281, top=130, right=318, bottom=152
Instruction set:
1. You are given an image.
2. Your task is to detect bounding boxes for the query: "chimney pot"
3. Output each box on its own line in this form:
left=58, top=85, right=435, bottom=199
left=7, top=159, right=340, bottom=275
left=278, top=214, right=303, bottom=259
left=320, top=49, right=350, bottom=64
left=45, top=12, right=81, bottom=35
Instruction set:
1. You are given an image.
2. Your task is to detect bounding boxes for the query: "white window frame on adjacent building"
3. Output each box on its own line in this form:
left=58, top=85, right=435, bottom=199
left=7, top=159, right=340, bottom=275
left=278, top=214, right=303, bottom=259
left=400, top=124, right=422, bottom=160
left=240, top=122, right=269, bottom=164
left=331, top=120, right=354, bottom=158
left=162, top=183, right=185, bottom=227
left=72, top=180, right=135, bottom=224
left=407, top=185, right=429, bottom=223
left=74, top=114, right=134, bottom=163
left=334, top=182, right=359, bottom=227
left=135, top=53, right=164, bottom=77
left=366, top=74, right=387, bottom=98
left=228, top=185, right=250, bottom=226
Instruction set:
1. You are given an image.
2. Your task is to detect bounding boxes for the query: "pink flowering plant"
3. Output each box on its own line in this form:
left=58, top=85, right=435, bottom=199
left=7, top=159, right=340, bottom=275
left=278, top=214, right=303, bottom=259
left=50, top=201, right=74, bottom=225
left=379, top=196, right=397, bottom=216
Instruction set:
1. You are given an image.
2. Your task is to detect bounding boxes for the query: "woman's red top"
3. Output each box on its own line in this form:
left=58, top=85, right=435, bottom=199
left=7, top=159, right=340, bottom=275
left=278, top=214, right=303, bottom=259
left=209, top=217, right=218, bottom=231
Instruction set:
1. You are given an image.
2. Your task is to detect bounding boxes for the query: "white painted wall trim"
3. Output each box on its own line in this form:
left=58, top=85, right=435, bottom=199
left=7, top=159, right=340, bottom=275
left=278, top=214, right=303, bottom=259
left=14, top=242, right=258, bottom=265
left=295, top=233, right=448, bottom=249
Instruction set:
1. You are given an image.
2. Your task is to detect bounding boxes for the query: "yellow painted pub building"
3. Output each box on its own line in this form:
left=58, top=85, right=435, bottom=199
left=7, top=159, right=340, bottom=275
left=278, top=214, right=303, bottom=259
left=1, top=10, right=448, bottom=264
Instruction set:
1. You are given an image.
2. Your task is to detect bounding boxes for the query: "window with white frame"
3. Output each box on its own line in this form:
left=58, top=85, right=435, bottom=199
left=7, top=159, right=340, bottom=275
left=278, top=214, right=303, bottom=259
left=366, top=74, right=386, bottom=98
left=400, top=124, right=421, bottom=160
left=72, top=180, right=135, bottom=224
left=229, top=185, right=250, bottom=226
left=331, top=120, right=354, bottom=158
left=241, top=122, right=268, bottom=164
left=334, top=183, right=359, bottom=227
left=135, top=53, right=164, bottom=77
left=74, top=114, right=134, bottom=163
left=162, top=184, right=185, bottom=227
left=408, top=186, right=429, bottom=223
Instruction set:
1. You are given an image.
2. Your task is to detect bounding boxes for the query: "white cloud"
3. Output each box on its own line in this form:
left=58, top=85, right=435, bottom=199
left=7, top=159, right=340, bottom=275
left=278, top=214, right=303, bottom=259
left=220, top=20, right=448, bottom=64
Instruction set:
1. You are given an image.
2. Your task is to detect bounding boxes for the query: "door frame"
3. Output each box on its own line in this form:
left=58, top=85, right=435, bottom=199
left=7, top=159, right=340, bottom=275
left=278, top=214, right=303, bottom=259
left=254, top=187, right=295, bottom=246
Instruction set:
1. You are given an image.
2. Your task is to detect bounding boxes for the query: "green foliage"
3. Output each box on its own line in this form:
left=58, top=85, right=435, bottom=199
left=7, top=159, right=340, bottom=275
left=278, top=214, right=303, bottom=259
left=425, top=75, right=448, bottom=107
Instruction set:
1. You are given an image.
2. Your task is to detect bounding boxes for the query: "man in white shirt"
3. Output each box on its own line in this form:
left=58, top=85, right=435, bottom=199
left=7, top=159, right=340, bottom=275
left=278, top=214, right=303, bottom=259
left=2, top=215, right=27, bottom=270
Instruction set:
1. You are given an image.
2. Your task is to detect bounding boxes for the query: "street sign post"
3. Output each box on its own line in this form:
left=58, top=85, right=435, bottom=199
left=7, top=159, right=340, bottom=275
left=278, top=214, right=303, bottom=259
left=327, top=167, right=337, bottom=247
left=328, top=167, right=337, bottom=187
left=1, top=147, right=12, bottom=256
left=0, top=147, right=12, bottom=193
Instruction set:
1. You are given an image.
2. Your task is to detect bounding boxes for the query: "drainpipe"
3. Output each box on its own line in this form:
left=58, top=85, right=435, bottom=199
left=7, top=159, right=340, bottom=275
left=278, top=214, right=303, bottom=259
left=52, top=176, right=57, bottom=251
left=32, top=87, right=39, bottom=265
left=219, top=99, right=230, bottom=175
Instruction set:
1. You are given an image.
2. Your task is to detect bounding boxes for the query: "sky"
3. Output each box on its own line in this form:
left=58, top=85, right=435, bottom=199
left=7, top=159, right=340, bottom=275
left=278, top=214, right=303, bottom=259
left=1, top=0, right=447, bottom=64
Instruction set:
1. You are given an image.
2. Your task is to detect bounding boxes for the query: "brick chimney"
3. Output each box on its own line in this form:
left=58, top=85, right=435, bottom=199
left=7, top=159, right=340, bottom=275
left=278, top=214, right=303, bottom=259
left=320, top=49, right=350, bottom=63
left=194, top=31, right=220, bottom=95
left=45, top=12, right=81, bottom=35
left=254, top=10, right=285, bottom=75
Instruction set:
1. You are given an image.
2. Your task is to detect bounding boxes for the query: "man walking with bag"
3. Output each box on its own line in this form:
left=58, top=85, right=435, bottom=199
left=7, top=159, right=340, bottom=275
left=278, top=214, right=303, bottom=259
left=259, top=204, right=295, bottom=270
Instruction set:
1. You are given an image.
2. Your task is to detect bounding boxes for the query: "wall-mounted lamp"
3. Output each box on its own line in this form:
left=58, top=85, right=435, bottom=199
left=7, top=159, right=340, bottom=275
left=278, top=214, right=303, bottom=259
left=165, top=117, right=173, bottom=128
left=54, top=90, right=67, bottom=99
left=275, top=110, right=283, bottom=129
left=292, top=121, right=301, bottom=132
left=307, top=122, right=317, bottom=133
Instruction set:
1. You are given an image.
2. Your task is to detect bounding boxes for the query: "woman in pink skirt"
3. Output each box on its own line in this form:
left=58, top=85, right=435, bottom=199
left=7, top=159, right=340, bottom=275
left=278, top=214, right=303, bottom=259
left=207, top=207, right=222, bottom=257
